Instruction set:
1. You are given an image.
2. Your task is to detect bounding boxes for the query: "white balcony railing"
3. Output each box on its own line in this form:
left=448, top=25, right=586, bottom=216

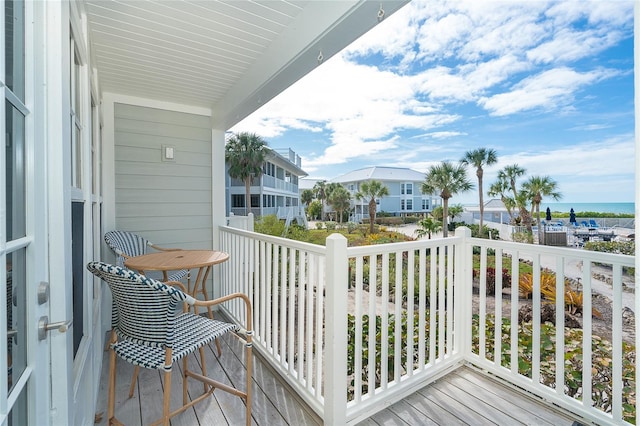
left=219, top=226, right=636, bottom=425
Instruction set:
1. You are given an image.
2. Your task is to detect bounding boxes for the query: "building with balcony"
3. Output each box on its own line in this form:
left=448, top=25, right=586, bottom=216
left=332, top=166, right=441, bottom=222
left=227, top=147, right=307, bottom=225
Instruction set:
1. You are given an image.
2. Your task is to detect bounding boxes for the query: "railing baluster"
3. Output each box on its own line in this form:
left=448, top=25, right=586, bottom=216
left=510, top=250, right=519, bottom=375
left=407, top=249, right=415, bottom=376
left=381, top=252, right=389, bottom=389
left=418, top=248, right=426, bottom=369
left=479, top=246, right=487, bottom=360
left=288, top=248, right=296, bottom=375
left=612, top=263, right=623, bottom=421
left=555, top=257, right=565, bottom=397
left=494, top=248, right=502, bottom=367
left=394, top=250, right=402, bottom=383
left=367, top=254, right=376, bottom=398
left=582, top=259, right=592, bottom=409
left=429, top=247, right=436, bottom=366
left=354, top=255, right=363, bottom=402
left=298, top=251, right=306, bottom=382
left=532, top=253, right=541, bottom=385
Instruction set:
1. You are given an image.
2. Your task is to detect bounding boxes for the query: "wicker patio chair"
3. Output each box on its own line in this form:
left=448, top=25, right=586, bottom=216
left=104, top=230, right=189, bottom=282
left=87, top=261, right=253, bottom=426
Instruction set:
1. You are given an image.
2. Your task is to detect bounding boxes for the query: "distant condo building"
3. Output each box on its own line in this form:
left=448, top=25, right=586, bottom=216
left=331, top=166, right=440, bottom=223
left=226, top=148, right=307, bottom=226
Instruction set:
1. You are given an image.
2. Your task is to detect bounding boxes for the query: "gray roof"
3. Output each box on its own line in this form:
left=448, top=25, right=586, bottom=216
left=331, top=166, right=425, bottom=183
left=465, top=199, right=509, bottom=212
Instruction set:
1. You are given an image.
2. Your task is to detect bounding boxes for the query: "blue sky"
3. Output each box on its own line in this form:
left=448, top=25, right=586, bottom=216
left=231, top=0, right=635, bottom=205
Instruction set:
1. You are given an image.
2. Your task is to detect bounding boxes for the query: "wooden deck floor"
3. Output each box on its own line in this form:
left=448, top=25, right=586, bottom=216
left=96, top=334, right=579, bottom=426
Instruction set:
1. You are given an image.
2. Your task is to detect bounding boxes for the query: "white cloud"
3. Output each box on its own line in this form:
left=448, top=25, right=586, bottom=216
left=478, top=67, right=616, bottom=116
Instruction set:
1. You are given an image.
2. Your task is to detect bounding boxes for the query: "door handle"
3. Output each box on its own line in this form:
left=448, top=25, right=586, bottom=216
left=38, top=316, right=73, bottom=341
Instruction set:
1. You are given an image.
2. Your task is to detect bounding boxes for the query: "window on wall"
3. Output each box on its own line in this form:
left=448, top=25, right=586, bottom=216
left=231, top=194, right=245, bottom=208
left=70, top=41, right=82, bottom=189
left=406, top=183, right=413, bottom=195
left=406, top=199, right=413, bottom=210
left=401, top=200, right=405, bottom=210
left=251, top=194, right=259, bottom=208
left=422, top=199, right=429, bottom=210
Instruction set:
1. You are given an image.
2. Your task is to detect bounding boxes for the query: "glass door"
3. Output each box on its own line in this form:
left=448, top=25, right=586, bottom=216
left=1, top=0, right=50, bottom=424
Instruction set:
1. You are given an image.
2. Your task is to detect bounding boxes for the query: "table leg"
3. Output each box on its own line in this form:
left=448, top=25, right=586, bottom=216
left=192, top=266, right=222, bottom=355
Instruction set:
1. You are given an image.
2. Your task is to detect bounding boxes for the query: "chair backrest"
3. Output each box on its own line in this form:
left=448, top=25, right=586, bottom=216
left=87, top=261, right=195, bottom=347
left=104, top=231, right=150, bottom=267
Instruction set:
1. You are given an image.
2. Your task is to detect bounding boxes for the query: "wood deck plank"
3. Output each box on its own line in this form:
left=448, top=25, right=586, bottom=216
left=386, top=400, right=439, bottom=425
left=221, top=333, right=322, bottom=426
left=434, top=373, right=527, bottom=425
left=97, top=337, right=581, bottom=426
left=450, top=368, right=576, bottom=425
left=417, top=384, right=496, bottom=425
left=391, top=391, right=466, bottom=426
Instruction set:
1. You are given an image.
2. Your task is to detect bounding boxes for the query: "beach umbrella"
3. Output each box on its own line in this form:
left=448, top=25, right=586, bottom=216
left=545, top=207, right=552, bottom=221
left=569, top=208, right=576, bottom=224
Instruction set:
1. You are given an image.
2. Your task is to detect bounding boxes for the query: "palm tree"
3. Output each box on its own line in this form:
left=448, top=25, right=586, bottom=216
left=355, top=180, right=389, bottom=234
left=447, top=203, right=464, bottom=225
left=225, top=132, right=269, bottom=215
left=488, top=176, right=516, bottom=223
left=415, top=215, right=441, bottom=239
left=301, top=189, right=314, bottom=207
left=499, top=164, right=527, bottom=225
left=327, top=185, right=351, bottom=224
left=461, top=148, right=497, bottom=234
left=521, top=176, right=562, bottom=231
left=421, top=162, right=473, bottom=237
left=313, top=180, right=327, bottom=221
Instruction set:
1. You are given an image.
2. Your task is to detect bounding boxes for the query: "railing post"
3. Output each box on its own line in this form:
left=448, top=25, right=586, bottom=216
left=247, top=212, right=254, bottom=232
left=454, top=226, right=472, bottom=358
left=324, top=233, right=348, bottom=425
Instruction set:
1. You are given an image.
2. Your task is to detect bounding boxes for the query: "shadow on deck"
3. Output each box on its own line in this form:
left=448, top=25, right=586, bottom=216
left=96, top=333, right=579, bottom=425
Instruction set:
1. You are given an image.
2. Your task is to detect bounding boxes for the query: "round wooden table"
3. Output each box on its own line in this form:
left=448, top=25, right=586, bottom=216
left=124, top=249, right=229, bottom=319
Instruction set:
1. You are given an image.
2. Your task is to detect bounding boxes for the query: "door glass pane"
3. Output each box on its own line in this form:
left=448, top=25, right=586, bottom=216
left=7, top=382, right=27, bottom=426
left=6, top=100, right=26, bottom=240
left=7, top=249, right=26, bottom=393
left=72, top=201, right=84, bottom=355
left=5, top=0, right=25, bottom=101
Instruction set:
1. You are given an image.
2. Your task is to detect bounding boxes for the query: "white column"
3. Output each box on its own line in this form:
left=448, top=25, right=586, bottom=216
left=324, top=233, right=348, bottom=425
left=454, top=226, right=472, bottom=358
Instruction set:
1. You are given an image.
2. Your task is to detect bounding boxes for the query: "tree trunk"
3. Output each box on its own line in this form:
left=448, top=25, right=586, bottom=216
left=478, top=174, right=484, bottom=233
left=369, top=199, right=376, bottom=234
left=442, top=198, right=449, bottom=237
left=245, top=178, right=251, bottom=216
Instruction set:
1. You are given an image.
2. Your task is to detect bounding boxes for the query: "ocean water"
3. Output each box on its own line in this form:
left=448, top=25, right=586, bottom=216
left=540, top=202, right=635, bottom=215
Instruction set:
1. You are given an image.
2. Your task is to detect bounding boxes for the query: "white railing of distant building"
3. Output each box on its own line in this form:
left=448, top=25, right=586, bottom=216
left=218, top=225, right=636, bottom=426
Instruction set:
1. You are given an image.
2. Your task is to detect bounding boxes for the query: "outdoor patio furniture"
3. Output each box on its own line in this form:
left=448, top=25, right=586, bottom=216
left=104, top=230, right=189, bottom=282
left=87, top=261, right=253, bottom=426
left=589, top=219, right=600, bottom=229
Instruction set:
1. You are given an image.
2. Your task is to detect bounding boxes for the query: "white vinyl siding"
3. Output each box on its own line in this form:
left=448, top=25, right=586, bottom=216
left=113, top=103, right=212, bottom=249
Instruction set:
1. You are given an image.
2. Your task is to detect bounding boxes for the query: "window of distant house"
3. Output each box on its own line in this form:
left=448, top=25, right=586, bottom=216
left=402, top=183, right=413, bottom=195
left=232, top=194, right=244, bottom=208
left=406, top=199, right=413, bottom=210
left=422, top=199, right=429, bottom=210
left=406, top=183, right=413, bottom=195
left=251, top=194, right=260, bottom=208
left=348, top=184, right=354, bottom=191
left=401, top=200, right=405, bottom=210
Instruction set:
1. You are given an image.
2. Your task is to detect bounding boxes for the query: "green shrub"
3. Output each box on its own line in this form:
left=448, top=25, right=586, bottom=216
left=254, top=214, right=285, bottom=236
left=584, top=240, right=635, bottom=255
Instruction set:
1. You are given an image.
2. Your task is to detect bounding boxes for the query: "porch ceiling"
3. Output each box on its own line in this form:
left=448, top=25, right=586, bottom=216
left=85, top=0, right=409, bottom=129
